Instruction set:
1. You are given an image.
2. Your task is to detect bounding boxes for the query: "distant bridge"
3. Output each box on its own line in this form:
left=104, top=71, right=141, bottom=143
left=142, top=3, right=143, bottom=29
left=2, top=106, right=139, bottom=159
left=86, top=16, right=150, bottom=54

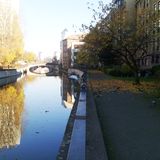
left=19, top=63, right=59, bottom=76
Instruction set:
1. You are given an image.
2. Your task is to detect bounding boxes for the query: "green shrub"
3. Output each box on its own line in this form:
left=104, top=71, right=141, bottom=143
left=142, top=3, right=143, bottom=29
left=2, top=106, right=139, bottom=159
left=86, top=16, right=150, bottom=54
left=121, top=65, right=134, bottom=77
left=155, top=70, right=160, bottom=77
left=152, top=65, right=160, bottom=72
left=108, top=66, right=122, bottom=76
left=152, top=65, right=160, bottom=77
left=101, top=66, right=112, bottom=74
left=103, top=65, right=134, bottom=77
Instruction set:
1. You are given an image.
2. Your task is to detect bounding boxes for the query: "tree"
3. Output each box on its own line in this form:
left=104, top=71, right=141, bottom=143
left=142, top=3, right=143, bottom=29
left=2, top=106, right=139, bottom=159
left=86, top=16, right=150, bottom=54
left=78, top=1, right=160, bottom=83
left=77, top=27, right=100, bottom=66
left=23, top=52, right=37, bottom=63
left=10, top=14, right=24, bottom=62
left=0, top=84, right=24, bottom=148
left=77, top=23, right=117, bottom=67
left=0, top=7, right=24, bottom=67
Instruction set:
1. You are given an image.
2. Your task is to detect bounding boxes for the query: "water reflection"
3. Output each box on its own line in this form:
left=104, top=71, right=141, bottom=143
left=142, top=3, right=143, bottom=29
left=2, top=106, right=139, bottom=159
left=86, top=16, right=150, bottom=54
left=0, top=83, right=24, bottom=149
left=0, top=75, right=21, bottom=87
left=0, top=75, right=75, bottom=159
left=61, top=74, right=77, bottom=109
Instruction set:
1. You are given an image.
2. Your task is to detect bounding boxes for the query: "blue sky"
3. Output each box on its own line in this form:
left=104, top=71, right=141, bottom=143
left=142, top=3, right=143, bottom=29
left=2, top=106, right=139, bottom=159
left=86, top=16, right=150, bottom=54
left=20, top=0, right=111, bottom=58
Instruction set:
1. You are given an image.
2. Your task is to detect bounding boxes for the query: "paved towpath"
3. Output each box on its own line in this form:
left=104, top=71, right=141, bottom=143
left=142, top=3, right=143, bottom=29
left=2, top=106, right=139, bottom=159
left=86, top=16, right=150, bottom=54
left=88, top=70, right=160, bottom=160
left=86, top=89, right=108, bottom=160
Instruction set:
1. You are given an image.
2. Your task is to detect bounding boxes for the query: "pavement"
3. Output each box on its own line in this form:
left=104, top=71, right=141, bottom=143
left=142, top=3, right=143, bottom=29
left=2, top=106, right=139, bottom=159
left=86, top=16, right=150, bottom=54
left=86, top=89, right=108, bottom=160
left=58, top=70, right=160, bottom=160
left=88, top=70, right=160, bottom=160
left=57, top=70, right=108, bottom=160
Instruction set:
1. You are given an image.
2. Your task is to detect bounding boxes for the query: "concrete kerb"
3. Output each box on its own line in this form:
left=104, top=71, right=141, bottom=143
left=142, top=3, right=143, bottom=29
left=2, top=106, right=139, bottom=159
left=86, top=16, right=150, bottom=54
left=67, top=68, right=86, bottom=160
left=67, top=120, right=86, bottom=160
left=57, top=68, right=87, bottom=160
left=86, top=80, right=108, bottom=160
left=67, top=69, right=108, bottom=160
left=67, top=91, right=86, bottom=160
left=86, top=89, right=108, bottom=160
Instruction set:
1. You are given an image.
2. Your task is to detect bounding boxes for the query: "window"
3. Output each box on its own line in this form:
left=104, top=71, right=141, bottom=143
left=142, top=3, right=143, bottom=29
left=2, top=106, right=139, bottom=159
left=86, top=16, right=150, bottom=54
left=159, top=19, right=160, bottom=28
left=157, top=38, right=160, bottom=51
left=153, top=40, right=156, bottom=52
left=156, top=55, right=159, bottom=63
left=152, top=55, right=155, bottom=64
left=146, top=0, right=149, bottom=7
left=139, top=2, right=141, bottom=8
left=154, top=3, right=157, bottom=11
left=153, top=22, right=157, bottom=34
left=154, top=3, right=157, bottom=17
left=145, top=58, right=147, bottom=66
left=157, top=20, right=160, bottom=33
left=158, top=1, right=160, bottom=11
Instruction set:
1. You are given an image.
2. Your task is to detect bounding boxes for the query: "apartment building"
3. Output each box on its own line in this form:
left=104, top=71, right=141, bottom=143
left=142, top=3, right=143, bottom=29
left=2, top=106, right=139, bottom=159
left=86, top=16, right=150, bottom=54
left=112, top=0, right=160, bottom=68
left=113, top=0, right=136, bottom=23
left=136, top=0, right=160, bottom=68
left=60, top=34, right=85, bottom=69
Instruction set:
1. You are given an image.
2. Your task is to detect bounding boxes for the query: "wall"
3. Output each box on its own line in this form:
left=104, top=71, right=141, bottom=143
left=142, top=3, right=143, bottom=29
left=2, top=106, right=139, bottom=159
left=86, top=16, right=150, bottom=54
left=0, top=69, right=21, bottom=79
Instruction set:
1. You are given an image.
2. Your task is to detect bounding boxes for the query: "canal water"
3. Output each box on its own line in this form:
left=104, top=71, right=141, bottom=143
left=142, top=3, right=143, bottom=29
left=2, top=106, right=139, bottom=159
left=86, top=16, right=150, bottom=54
left=0, top=74, right=76, bottom=160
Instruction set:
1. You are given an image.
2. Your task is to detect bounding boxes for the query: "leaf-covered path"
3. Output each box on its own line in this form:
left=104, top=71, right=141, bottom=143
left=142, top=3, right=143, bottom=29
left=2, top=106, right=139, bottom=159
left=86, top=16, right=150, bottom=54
left=89, top=70, right=160, bottom=160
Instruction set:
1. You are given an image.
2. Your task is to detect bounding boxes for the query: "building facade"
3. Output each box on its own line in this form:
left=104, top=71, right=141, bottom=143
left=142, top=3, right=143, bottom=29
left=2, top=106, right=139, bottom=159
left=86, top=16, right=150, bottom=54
left=112, top=0, right=136, bottom=23
left=112, top=0, right=160, bottom=69
left=60, top=34, right=85, bottom=69
left=136, top=0, right=160, bottom=68
left=61, top=74, right=75, bottom=109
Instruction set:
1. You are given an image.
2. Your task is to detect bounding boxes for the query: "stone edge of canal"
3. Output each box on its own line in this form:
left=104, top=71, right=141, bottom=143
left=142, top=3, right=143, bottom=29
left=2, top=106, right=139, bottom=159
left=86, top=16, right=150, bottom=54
left=57, top=69, right=86, bottom=160
left=56, top=90, right=80, bottom=160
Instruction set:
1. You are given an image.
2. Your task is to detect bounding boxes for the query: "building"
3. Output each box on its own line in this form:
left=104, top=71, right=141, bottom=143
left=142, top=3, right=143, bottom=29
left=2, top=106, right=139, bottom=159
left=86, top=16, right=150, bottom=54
left=60, top=34, right=85, bottom=69
left=113, top=0, right=125, bottom=8
left=112, top=0, right=136, bottom=25
left=111, top=0, right=160, bottom=69
left=135, top=0, right=160, bottom=68
left=61, top=74, right=75, bottom=109
left=71, top=41, right=84, bottom=67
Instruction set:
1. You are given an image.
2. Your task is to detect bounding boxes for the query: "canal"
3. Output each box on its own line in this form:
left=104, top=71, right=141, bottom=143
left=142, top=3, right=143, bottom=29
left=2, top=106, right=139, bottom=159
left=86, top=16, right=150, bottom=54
left=0, top=74, right=77, bottom=160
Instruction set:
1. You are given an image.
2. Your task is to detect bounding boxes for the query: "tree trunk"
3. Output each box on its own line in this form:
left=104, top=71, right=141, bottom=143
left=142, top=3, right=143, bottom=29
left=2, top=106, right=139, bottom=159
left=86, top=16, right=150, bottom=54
left=134, top=71, right=141, bottom=85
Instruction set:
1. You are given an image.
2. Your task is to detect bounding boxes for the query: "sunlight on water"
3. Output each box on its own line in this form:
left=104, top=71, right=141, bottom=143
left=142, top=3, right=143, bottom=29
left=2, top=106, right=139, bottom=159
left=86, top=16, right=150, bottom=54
left=0, top=75, right=76, bottom=160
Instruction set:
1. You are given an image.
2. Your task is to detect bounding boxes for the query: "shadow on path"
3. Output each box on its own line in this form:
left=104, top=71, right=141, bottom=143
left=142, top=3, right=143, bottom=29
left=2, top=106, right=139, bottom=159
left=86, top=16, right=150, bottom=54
left=89, top=70, right=160, bottom=160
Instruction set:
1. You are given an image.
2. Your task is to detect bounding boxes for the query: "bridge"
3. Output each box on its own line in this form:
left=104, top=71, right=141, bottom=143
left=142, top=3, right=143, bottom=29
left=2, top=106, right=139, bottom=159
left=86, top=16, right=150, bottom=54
left=19, top=63, right=59, bottom=76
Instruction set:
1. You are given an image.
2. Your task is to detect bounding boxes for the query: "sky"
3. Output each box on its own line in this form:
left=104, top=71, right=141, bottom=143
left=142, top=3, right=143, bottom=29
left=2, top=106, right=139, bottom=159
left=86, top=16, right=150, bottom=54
left=20, top=0, right=111, bottom=58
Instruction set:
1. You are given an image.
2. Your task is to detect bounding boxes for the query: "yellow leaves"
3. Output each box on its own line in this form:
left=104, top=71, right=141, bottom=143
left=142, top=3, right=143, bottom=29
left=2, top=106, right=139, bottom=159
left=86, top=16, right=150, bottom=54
left=5, top=52, right=16, bottom=64
left=0, top=84, right=24, bottom=148
left=0, top=85, right=24, bottom=126
left=89, top=71, right=160, bottom=95
left=90, top=79, right=159, bottom=93
left=0, top=49, right=17, bottom=65
left=0, top=13, right=24, bottom=65
left=24, top=52, right=37, bottom=62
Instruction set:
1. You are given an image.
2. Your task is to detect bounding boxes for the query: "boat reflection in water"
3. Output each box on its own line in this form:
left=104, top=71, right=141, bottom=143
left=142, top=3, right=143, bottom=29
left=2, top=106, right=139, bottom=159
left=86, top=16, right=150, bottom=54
left=0, top=82, right=24, bottom=149
left=61, top=74, right=78, bottom=109
left=0, top=74, right=21, bottom=87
